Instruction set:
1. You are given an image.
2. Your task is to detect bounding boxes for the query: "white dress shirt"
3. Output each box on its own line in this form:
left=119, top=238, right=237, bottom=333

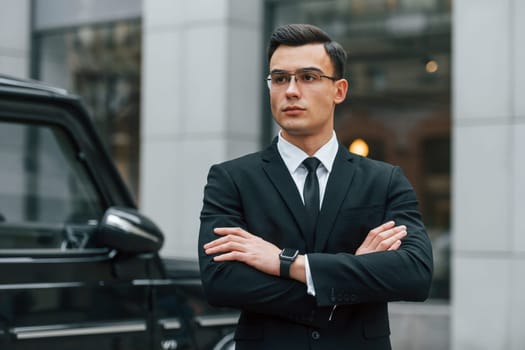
left=277, top=131, right=339, bottom=296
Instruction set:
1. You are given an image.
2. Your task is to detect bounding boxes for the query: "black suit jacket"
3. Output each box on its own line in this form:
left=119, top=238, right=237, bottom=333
left=198, top=140, right=433, bottom=350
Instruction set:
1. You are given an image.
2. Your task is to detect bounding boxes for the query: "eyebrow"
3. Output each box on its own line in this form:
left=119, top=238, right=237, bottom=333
left=269, top=67, right=324, bottom=74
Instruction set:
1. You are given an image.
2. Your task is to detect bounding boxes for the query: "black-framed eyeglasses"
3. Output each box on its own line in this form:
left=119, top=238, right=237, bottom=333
left=265, top=68, right=337, bottom=90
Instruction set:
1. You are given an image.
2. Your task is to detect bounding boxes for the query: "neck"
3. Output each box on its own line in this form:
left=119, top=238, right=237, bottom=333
left=281, top=131, right=333, bottom=156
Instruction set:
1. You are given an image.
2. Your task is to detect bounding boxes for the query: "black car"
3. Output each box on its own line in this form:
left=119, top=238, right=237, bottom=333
left=0, top=75, right=238, bottom=350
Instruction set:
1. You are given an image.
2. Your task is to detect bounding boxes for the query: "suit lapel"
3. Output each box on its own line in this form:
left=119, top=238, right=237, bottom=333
left=314, top=145, right=357, bottom=251
left=261, top=140, right=311, bottom=246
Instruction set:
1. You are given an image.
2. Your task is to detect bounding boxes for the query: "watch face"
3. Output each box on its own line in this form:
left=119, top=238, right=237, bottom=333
left=280, top=248, right=298, bottom=260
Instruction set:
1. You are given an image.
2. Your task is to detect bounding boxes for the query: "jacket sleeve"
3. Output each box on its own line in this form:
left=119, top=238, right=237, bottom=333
left=198, top=164, right=331, bottom=328
left=308, top=166, right=434, bottom=307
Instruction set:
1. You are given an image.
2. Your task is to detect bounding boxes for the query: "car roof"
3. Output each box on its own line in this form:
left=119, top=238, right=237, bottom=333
left=0, top=74, right=70, bottom=97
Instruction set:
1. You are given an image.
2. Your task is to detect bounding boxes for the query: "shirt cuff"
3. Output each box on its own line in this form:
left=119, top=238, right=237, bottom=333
left=304, top=254, right=316, bottom=296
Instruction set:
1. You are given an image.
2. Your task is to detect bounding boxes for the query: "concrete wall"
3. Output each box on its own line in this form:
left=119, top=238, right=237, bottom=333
left=140, top=0, right=263, bottom=258
left=0, top=0, right=30, bottom=77
left=452, top=0, right=525, bottom=349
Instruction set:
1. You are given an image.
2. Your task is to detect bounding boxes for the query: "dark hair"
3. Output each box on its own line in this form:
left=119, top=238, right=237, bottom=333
left=267, top=24, right=347, bottom=79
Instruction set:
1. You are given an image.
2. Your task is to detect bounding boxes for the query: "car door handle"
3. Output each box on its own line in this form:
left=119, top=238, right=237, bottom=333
left=11, top=320, right=147, bottom=339
left=194, top=314, right=240, bottom=327
left=159, top=318, right=182, bottom=330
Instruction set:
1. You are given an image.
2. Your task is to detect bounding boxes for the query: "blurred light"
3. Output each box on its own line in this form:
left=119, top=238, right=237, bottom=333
left=349, top=138, right=369, bottom=157
left=386, top=13, right=426, bottom=35
left=426, top=59, right=439, bottom=73
left=77, top=27, right=94, bottom=46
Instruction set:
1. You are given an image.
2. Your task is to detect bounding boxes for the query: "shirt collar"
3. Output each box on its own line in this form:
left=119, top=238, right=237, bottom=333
left=277, top=131, right=339, bottom=174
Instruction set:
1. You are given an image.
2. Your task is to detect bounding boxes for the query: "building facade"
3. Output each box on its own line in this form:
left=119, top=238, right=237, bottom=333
left=1, top=0, right=524, bottom=349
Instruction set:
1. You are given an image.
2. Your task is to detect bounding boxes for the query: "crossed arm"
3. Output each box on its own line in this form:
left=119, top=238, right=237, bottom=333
left=203, top=221, right=407, bottom=284
left=199, top=163, right=432, bottom=325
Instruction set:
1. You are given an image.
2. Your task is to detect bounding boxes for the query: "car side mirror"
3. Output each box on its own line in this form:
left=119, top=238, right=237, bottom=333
left=95, top=207, right=164, bottom=254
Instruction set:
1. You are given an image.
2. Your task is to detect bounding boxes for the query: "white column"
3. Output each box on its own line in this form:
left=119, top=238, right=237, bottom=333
left=140, top=0, right=263, bottom=259
left=452, top=0, right=525, bottom=349
left=0, top=0, right=30, bottom=77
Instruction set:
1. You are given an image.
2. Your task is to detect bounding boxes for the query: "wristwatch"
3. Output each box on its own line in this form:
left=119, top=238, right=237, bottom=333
left=279, top=248, right=299, bottom=278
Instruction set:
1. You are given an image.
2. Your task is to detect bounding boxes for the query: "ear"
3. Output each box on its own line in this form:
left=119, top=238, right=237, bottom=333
left=333, top=79, right=348, bottom=104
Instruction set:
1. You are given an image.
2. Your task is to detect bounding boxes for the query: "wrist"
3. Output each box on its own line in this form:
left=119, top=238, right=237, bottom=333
left=279, top=248, right=299, bottom=278
left=289, top=254, right=306, bottom=283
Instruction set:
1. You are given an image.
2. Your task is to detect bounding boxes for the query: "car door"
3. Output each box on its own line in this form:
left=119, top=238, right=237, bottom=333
left=0, top=94, right=161, bottom=350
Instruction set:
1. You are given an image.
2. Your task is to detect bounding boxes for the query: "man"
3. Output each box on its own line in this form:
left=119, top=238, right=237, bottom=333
left=198, top=24, right=433, bottom=350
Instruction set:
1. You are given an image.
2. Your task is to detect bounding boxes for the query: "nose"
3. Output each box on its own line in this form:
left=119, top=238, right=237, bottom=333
left=285, top=75, right=300, bottom=97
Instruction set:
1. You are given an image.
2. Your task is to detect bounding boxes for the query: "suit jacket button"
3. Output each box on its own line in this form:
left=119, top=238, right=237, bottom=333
left=311, top=331, right=320, bottom=340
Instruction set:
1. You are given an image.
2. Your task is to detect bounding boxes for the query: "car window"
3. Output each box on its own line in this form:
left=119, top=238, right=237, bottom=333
left=0, top=120, right=104, bottom=249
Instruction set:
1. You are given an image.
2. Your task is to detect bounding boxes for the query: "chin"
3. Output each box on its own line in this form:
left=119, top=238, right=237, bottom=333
left=282, top=127, right=312, bottom=138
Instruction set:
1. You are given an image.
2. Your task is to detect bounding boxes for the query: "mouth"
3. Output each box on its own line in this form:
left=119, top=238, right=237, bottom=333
left=282, top=105, right=306, bottom=112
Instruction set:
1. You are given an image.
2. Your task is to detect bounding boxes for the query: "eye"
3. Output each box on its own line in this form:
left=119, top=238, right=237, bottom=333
left=271, top=73, right=290, bottom=85
left=299, top=71, right=320, bottom=83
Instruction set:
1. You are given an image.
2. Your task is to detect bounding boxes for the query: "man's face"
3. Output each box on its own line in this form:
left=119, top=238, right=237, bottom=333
left=268, top=43, right=347, bottom=142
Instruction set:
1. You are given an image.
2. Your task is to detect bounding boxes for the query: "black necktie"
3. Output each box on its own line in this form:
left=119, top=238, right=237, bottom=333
left=303, top=157, right=321, bottom=247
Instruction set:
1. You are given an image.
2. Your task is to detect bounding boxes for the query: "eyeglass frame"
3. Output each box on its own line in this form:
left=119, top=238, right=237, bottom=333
left=265, top=68, right=338, bottom=90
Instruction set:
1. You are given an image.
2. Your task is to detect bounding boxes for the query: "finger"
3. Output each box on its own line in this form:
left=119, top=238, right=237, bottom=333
left=375, top=230, right=407, bottom=251
left=203, top=236, right=229, bottom=249
left=369, top=221, right=396, bottom=236
left=213, top=251, right=245, bottom=262
left=361, top=221, right=396, bottom=247
left=214, top=227, right=249, bottom=237
left=369, top=225, right=406, bottom=247
left=388, top=240, right=402, bottom=251
left=204, top=233, right=244, bottom=249
left=205, top=240, right=246, bottom=255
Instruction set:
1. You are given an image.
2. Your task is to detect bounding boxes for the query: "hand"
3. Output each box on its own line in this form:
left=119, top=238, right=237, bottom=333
left=355, top=221, right=407, bottom=256
left=204, top=227, right=281, bottom=276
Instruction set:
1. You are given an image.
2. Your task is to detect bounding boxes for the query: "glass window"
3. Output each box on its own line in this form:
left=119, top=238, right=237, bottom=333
left=0, top=121, right=104, bottom=249
left=34, top=20, right=141, bottom=200
left=268, top=0, right=451, bottom=299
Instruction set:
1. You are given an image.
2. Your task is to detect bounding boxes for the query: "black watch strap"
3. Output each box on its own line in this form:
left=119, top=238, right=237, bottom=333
left=279, top=248, right=299, bottom=278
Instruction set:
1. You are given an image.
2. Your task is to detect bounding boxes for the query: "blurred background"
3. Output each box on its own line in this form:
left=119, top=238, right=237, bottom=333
left=1, top=0, right=523, bottom=349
